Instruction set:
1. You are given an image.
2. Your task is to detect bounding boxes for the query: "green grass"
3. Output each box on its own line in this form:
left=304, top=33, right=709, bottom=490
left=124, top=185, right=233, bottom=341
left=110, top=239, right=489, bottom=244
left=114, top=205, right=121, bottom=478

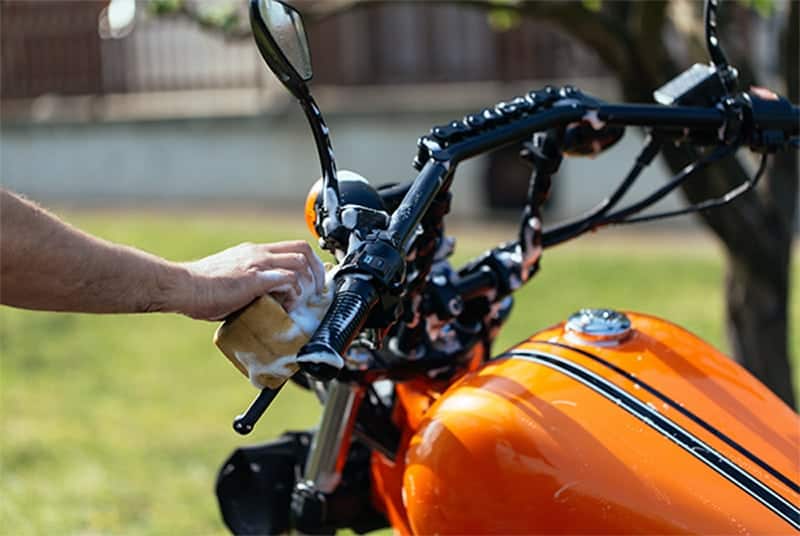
left=1, top=210, right=798, bottom=535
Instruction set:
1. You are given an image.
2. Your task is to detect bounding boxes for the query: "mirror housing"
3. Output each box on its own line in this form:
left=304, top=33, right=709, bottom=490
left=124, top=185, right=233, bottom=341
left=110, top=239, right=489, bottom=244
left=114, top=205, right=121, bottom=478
left=250, top=0, right=313, bottom=99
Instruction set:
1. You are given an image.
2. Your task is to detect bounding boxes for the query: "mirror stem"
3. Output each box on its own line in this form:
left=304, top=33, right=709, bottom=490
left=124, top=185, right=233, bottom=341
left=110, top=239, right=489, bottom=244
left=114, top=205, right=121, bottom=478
left=705, top=0, right=729, bottom=71
left=299, top=93, right=341, bottom=231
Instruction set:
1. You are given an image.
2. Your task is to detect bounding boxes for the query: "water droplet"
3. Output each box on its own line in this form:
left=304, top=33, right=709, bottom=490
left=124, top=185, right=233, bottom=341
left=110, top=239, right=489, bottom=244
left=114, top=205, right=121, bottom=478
left=633, top=383, right=641, bottom=390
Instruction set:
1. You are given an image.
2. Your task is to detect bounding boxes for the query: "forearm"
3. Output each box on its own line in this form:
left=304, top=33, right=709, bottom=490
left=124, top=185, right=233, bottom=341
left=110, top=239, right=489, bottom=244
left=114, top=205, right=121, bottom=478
left=0, top=190, right=187, bottom=314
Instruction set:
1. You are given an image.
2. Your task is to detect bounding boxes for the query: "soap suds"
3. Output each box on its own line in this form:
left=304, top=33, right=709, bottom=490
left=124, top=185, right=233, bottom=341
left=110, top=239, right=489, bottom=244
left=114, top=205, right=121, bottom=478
left=235, top=351, right=299, bottom=388
left=297, top=350, right=344, bottom=369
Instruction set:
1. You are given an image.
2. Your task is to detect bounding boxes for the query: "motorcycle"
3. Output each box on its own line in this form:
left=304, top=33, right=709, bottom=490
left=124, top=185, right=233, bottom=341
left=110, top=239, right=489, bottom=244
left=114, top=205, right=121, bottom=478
left=215, top=0, right=800, bottom=533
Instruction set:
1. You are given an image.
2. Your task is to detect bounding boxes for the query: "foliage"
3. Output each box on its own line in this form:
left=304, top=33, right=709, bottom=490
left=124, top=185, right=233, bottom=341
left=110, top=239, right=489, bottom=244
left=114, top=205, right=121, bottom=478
left=738, top=0, right=775, bottom=17
left=487, top=0, right=522, bottom=31
left=147, top=0, right=246, bottom=37
left=486, top=8, right=521, bottom=32
left=581, top=0, right=602, bottom=13
left=573, top=0, right=774, bottom=17
left=147, top=0, right=183, bottom=16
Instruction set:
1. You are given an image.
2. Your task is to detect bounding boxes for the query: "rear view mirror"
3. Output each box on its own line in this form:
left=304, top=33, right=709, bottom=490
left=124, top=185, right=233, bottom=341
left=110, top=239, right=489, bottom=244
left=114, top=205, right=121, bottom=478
left=250, top=0, right=312, bottom=98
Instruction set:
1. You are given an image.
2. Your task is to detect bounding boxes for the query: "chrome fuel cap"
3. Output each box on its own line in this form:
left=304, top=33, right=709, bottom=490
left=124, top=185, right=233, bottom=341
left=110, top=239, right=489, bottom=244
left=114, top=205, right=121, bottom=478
left=565, top=308, right=632, bottom=344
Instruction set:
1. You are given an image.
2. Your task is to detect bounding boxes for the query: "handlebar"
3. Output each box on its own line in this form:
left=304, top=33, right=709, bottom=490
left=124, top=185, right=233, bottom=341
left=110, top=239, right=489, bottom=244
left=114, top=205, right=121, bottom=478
left=414, top=87, right=798, bottom=171
left=295, top=160, right=449, bottom=376
left=301, top=86, right=799, bottom=382
left=233, top=84, right=798, bottom=434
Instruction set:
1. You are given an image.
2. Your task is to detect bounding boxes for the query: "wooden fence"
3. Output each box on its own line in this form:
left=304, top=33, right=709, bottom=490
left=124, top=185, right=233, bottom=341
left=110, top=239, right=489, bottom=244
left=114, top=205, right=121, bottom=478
left=1, top=0, right=607, bottom=100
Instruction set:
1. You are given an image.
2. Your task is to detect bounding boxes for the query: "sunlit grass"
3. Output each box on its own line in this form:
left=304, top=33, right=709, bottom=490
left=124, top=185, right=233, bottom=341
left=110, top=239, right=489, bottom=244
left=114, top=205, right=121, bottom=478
left=1, top=210, right=797, bottom=535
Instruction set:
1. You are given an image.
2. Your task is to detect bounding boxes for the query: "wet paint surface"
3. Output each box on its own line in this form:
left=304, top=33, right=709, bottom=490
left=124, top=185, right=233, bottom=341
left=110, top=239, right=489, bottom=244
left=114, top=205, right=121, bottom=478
left=384, top=312, right=799, bottom=534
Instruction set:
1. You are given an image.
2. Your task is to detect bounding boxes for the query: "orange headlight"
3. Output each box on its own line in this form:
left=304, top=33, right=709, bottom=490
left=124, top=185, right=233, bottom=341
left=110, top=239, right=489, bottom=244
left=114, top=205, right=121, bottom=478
left=304, top=178, right=323, bottom=240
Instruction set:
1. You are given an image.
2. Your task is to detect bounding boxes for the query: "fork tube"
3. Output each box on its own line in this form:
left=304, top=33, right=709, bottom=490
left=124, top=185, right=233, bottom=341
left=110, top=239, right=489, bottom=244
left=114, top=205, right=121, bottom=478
left=303, top=380, right=365, bottom=494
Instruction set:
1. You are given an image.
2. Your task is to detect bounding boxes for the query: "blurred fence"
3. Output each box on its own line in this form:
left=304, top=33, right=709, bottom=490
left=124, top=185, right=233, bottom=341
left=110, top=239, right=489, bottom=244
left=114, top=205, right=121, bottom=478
left=1, top=1, right=108, bottom=98
left=1, top=0, right=606, bottom=100
left=1, top=1, right=260, bottom=98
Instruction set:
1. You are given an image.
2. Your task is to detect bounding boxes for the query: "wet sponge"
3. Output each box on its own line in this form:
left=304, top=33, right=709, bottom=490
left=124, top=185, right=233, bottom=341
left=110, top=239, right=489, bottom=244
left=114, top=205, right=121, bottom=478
left=214, top=270, right=334, bottom=389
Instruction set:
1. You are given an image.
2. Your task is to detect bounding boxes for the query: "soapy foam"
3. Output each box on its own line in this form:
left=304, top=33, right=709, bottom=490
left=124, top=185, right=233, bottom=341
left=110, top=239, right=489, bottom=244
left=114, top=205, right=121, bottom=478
left=286, top=263, right=334, bottom=336
left=296, top=350, right=344, bottom=369
left=275, top=322, right=303, bottom=343
left=235, top=351, right=299, bottom=388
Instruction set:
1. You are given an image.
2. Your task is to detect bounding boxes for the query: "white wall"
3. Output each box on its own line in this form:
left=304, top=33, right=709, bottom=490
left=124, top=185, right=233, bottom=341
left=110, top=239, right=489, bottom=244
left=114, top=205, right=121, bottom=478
left=1, top=84, right=691, bottom=226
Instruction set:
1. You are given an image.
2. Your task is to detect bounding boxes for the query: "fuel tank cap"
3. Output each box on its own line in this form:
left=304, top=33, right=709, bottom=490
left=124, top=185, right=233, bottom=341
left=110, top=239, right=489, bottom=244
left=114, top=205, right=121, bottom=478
left=565, top=308, right=632, bottom=344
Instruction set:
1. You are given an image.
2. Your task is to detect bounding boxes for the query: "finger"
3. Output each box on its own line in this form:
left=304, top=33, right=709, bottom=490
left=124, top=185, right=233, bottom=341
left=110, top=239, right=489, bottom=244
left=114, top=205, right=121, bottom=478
left=256, top=269, right=301, bottom=300
left=263, top=241, right=325, bottom=293
left=260, top=252, right=307, bottom=274
left=307, top=250, right=326, bottom=293
left=260, top=253, right=317, bottom=295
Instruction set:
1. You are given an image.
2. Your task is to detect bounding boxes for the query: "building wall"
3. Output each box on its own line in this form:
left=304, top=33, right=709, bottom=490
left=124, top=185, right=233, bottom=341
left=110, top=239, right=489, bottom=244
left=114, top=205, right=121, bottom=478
left=1, top=82, right=689, bottom=224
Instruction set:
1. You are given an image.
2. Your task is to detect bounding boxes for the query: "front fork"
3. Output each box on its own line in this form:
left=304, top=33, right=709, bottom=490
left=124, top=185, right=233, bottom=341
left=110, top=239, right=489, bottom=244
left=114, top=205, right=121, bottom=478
left=292, top=379, right=365, bottom=528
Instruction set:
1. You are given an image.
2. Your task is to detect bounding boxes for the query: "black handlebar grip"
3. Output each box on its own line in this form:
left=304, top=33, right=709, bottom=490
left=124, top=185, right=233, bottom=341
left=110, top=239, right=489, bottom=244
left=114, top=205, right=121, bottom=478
left=296, top=275, right=379, bottom=380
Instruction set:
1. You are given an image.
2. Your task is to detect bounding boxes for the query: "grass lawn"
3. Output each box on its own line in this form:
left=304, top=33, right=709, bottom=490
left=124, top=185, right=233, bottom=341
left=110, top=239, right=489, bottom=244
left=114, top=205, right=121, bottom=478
left=2, top=210, right=798, bottom=535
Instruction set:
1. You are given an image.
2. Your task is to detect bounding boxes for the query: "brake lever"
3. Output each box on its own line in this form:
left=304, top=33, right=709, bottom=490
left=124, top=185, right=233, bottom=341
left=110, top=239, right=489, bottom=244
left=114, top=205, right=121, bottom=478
left=232, top=385, right=283, bottom=435
left=232, top=357, right=338, bottom=435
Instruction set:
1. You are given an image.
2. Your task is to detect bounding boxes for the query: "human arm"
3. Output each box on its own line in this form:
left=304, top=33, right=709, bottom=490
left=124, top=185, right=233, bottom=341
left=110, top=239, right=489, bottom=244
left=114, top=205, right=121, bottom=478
left=0, top=189, right=326, bottom=320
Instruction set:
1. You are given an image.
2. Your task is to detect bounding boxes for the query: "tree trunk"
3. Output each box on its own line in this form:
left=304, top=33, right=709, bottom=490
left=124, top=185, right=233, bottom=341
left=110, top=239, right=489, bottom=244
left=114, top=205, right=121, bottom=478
left=726, top=251, right=794, bottom=404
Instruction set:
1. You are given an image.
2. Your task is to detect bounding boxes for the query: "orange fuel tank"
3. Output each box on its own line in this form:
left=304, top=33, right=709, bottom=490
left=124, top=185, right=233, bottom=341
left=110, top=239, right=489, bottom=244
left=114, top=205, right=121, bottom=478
left=376, top=311, right=799, bottom=534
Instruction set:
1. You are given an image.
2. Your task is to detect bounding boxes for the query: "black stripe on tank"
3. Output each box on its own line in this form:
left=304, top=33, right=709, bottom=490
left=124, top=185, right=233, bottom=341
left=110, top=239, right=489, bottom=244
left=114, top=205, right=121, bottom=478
left=504, top=349, right=800, bottom=530
left=533, top=339, right=800, bottom=496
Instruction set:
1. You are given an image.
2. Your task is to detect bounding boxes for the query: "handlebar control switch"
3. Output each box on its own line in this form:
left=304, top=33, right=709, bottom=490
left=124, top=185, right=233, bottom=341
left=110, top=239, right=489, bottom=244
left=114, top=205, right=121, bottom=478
left=339, top=235, right=406, bottom=292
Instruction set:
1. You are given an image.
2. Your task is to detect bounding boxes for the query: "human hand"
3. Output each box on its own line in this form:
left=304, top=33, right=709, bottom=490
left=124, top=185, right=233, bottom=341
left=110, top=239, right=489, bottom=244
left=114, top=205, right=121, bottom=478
left=175, top=240, right=326, bottom=321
